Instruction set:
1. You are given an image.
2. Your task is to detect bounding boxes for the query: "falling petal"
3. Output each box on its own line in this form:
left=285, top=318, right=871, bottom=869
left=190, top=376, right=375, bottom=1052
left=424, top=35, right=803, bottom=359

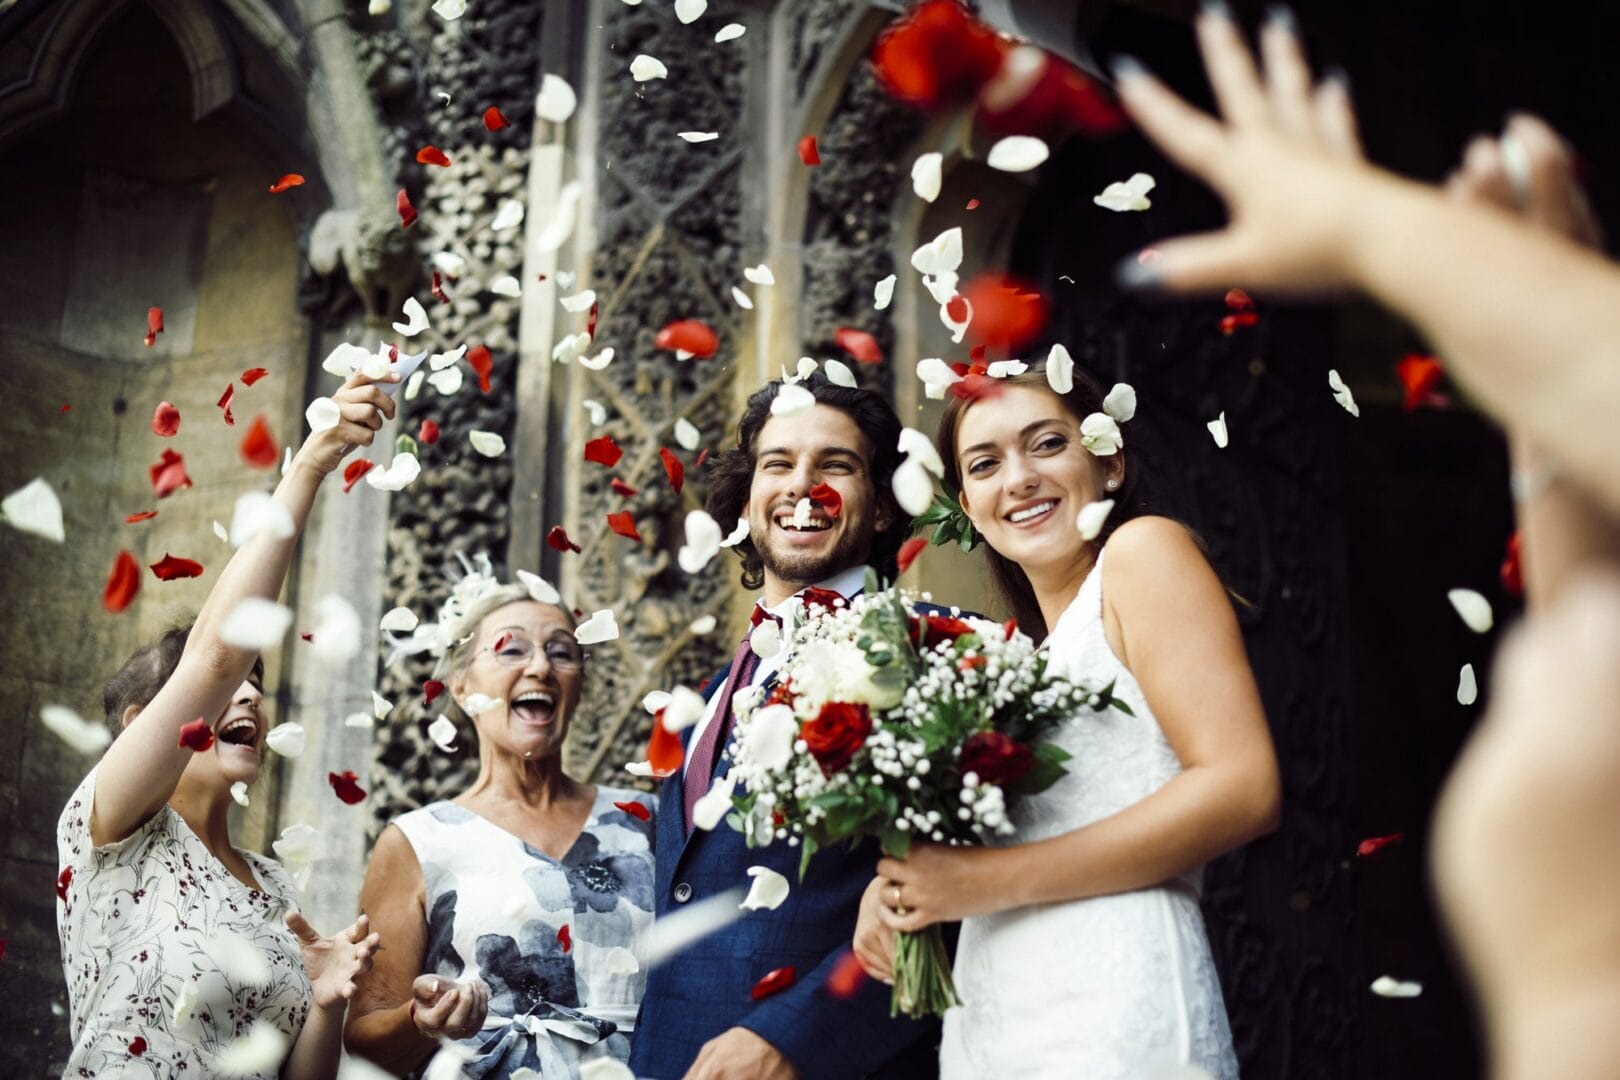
left=641, top=889, right=746, bottom=966
left=689, top=614, right=718, bottom=634
left=372, top=691, right=393, bottom=720
left=220, top=598, right=293, bottom=649
left=152, top=401, right=181, bottom=437
left=1370, top=976, right=1422, bottom=999
left=751, top=966, right=797, bottom=1000
left=430, top=0, right=466, bottom=18
left=823, top=359, right=857, bottom=387
left=39, top=704, right=111, bottom=756
left=662, top=686, right=707, bottom=732
left=911, top=226, right=963, bottom=277
left=678, top=510, right=724, bottom=574
left=584, top=435, right=623, bottom=467
left=675, top=0, right=705, bottom=22
left=307, top=596, right=361, bottom=663
left=427, top=715, right=458, bottom=752
left=987, top=359, right=1027, bottom=378
left=342, top=460, right=374, bottom=493
left=834, top=328, right=882, bottom=365
left=490, top=275, right=522, bottom=297
left=1102, top=383, right=1137, bottom=423
left=1357, top=832, right=1404, bottom=857
left=691, top=770, right=738, bottom=831
left=660, top=447, right=685, bottom=493
left=428, top=366, right=464, bottom=396
left=1328, top=369, right=1360, bottom=417
left=986, top=135, right=1049, bottom=172
left=145, top=306, right=164, bottom=348
left=674, top=417, right=701, bottom=451
left=149, top=554, right=204, bottom=581
left=265, top=723, right=306, bottom=758
left=741, top=866, right=790, bottom=911
left=584, top=399, right=608, bottom=425
left=720, top=518, right=749, bottom=547
left=467, top=345, right=494, bottom=393
left=365, top=453, right=421, bottom=491
left=897, top=428, right=944, bottom=477
left=516, top=569, right=561, bottom=604
left=1092, top=172, right=1156, bottom=212
left=1, top=477, right=65, bottom=543
left=469, top=430, right=506, bottom=457
left=230, top=782, right=249, bottom=807
left=606, top=511, right=642, bottom=541
left=397, top=189, right=417, bottom=229
left=911, top=152, right=943, bottom=202
left=915, top=357, right=962, bottom=400
left=1447, top=588, right=1493, bottom=633
left=730, top=285, right=753, bottom=309
left=743, top=264, right=775, bottom=285
left=575, top=609, right=619, bottom=644
left=771, top=383, right=815, bottom=417
left=714, top=22, right=745, bottom=41
left=536, top=74, right=578, bottom=122
left=380, top=606, right=419, bottom=632
left=750, top=618, right=783, bottom=660
left=536, top=182, right=582, bottom=251
left=328, top=770, right=366, bottom=804
left=1044, top=343, right=1075, bottom=395
left=655, top=319, right=718, bottom=357
left=1080, top=413, right=1123, bottom=456
left=268, top=174, right=305, bottom=195
left=1206, top=412, right=1228, bottom=449
left=240, top=415, right=279, bottom=469
left=483, top=106, right=510, bottom=130
left=798, top=135, right=821, bottom=165
left=1076, top=498, right=1114, bottom=541
left=490, top=198, right=525, bottom=232
left=630, top=55, right=668, bottom=81
left=548, top=526, right=582, bottom=553
left=416, top=145, right=452, bottom=168
left=897, top=537, right=927, bottom=574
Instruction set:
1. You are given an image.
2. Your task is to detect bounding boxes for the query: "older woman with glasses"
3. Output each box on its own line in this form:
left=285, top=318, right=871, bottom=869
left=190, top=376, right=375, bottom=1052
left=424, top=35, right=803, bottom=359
left=344, top=576, right=656, bottom=1078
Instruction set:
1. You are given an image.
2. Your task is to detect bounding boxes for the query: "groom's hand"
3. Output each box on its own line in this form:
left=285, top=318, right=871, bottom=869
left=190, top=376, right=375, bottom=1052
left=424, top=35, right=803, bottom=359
left=683, top=1027, right=797, bottom=1080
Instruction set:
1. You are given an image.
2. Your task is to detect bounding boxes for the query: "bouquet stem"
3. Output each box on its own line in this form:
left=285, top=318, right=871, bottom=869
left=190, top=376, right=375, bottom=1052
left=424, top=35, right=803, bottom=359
left=890, top=924, right=959, bottom=1019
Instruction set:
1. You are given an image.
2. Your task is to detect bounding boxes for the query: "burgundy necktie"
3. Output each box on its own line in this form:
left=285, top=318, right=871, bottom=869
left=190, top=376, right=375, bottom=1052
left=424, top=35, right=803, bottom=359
left=683, top=627, right=763, bottom=834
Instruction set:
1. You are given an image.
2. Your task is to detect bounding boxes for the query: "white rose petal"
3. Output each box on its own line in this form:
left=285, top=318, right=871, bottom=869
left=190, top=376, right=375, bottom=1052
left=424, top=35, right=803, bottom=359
left=215, top=1022, right=289, bottom=1076
left=791, top=497, right=812, bottom=529
left=678, top=510, right=725, bottom=574
left=391, top=296, right=429, bottom=337
left=731, top=285, right=754, bottom=309
left=307, top=595, right=362, bottom=663
left=720, top=517, right=749, bottom=547
left=344, top=712, right=374, bottom=729
left=625, top=760, right=654, bottom=776
left=940, top=295, right=972, bottom=343
left=428, top=366, right=464, bottom=396
left=1, top=478, right=64, bottom=543
left=771, top=383, right=815, bottom=417
left=428, top=715, right=458, bottom=751
left=1370, top=976, right=1423, bottom=998
left=490, top=275, right=522, bottom=298
left=1457, top=663, right=1478, bottom=705
left=213, top=520, right=229, bottom=543
left=429, top=344, right=466, bottom=371
left=892, top=456, right=935, bottom=516
left=741, top=866, right=791, bottom=911
left=1080, top=412, right=1123, bottom=456
left=220, top=599, right=293, bottom=650
left=987, top=359, right=1027, bottom=378
left=1448, top=588, right=1494, bottom=634
left=584, top=398, right=608, bottom=425
left=690, top=769, right=737, bottom=832
left=714, top=22, right=745, bottom=41
left=792, top=357, right=818, bottom=383
left=379, top=606, right=419, bottom=633
left=265, top=723, right=305, bottom=758
left=673, top=417, right=701, bottom=451
left=365, top=453, right=421, bottom=492
left=743, top=264, right=775, bottom=286
left=1207, top=411, right=1229, bottom=449
left=368, top=0, right=392, bottom=13
left=579, top=1062, right=635, bottom=1080
left=559, top=289, right=596, bottom=312
left=911, top=152, right=943, bottom=203
left=422, top=1043, right=477, bottom=1080
left=431, top=251, right=466, bottom=278
left=40, top=704, right=110, bottom=756
left=750, top=618, right=783, bottom=660
left=322, top=342, right=371, bottom=378
left=599, top=947, right=641, bottom=976
left=516, top=569, right=561, bottom=604
left=987, top=135, right=1049, bottom=173
left=641, top=889, right=746, bottom=966
left=898, top=428, right=945, bottom=478
left=630, top=54, right=668, bottom=81
left=1103, top=383, right=1138, bottom=423
left=228, top=491, right=295, bottom=548
left=663, top=686, right=707, bottom=732
left=922, top=272, right=958, bottom=306
left=536, top=74, right=578, bottom=123
left=580, top=348, right=615, bottom=371
left=469, top=430, right=506, bottom=457
left=689, top=614, right=718, bottom=635
left=305, top=397, right=341, bottom=432
left=272, top=823, right=319, bottom=864
left=1076, top=499, right=1115, bottom=541
left=371, top=691, right=394, bottom=720
left=679, top=130, right=720, bottom=143
left=463, top=693, right=504, bottom=715
left=575, top=609, right=620, bottom=645
left=823, top=359, right=857, bottom=387
left=430, top=0, right=465, bottom=18
left=212, top=932, right=272, bottom=985
left=490, top=198, right=525, bottom=232
left=911, top=227, right=963, bottom=277
left=230, top=781, right=250, bottom=807
left=1093, top=172, right=1156, bottom=212
left=916, top=357, right=962, bottom=400
left=873, top=273, right=897, bottom=310
left=1328, top=369, right=1361, bottom=417
left=748, top=704, right=798, bottom=771
left=674, top=0, right=705, bottom=20
left=1046, top=343, right=1075, bottom=395
left=537, top=181, right=582, bottom=252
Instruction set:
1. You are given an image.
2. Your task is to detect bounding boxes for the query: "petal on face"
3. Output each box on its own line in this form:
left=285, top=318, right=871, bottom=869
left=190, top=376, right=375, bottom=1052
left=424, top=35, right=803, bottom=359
left=740, top=866, right=791, bottom=910
left=1, top=477, right=65, bottom=543
left=221, top=599, right=293, bottom=649
left=574, top=609, right=620, bottom=644
left=770, top=383, right=816, bottom=417
left=266, top=723, right=306, bottom=758
left=1447, top=588, right=1493, bottom=633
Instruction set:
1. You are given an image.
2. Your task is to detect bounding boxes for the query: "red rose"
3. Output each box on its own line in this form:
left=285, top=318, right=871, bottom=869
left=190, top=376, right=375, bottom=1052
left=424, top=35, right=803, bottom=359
left=799, top=587, right=844, bottom=614
left=959, top=731, right=1034, bottom=786
left=909, top=612, right=975, bottom=649
left=800, top=702, right=872, bottom=776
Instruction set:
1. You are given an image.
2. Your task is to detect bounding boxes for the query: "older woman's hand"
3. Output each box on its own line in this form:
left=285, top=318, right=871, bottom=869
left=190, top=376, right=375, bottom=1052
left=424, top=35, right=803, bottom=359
left=287, top=912, right=381, bottom=1013
left=410, top=974, right=489, bottom=1041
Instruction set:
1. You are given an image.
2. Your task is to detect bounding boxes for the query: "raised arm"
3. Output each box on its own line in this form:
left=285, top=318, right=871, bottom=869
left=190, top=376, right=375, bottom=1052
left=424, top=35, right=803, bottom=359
left=1112, top=7, right=1620, bottom=517
left=90, top=372, right=395, bottom=846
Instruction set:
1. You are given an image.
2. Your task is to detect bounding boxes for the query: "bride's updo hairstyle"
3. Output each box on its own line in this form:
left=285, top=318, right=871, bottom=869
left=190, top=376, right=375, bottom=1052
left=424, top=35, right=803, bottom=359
left=937, top=364, right=1148, bottom=641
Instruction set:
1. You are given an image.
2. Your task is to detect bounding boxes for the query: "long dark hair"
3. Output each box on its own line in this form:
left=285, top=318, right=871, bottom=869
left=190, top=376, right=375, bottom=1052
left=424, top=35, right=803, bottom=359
left=706, top=373, right=910, bottom=589
left=103, top=623, right=266, bottom=736
left=937, top=366, right=1148, bottom=640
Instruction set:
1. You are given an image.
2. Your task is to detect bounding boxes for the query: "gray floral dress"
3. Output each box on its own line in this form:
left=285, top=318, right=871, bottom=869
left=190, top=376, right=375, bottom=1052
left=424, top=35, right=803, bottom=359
left=391, top=787, right=656, bottom=1078
left=55, top=768, right=311, bottom=1077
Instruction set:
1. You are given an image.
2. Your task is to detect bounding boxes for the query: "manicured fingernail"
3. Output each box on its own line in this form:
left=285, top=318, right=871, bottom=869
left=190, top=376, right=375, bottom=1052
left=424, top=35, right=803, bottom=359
left=1109, top=55, right=1148, bottom=82
left=1114, top=253, right=1163, bottom=291
left=1264, top=5, right=1298, bottom=34
left=1200, top=0, right=1233, bottom=21
left=1324, top=66, right=1351, bottom=93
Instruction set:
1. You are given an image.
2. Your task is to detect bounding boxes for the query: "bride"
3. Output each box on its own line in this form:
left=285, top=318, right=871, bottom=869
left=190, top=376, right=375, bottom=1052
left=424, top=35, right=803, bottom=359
left=854, top=365, right=1280, bottom=1078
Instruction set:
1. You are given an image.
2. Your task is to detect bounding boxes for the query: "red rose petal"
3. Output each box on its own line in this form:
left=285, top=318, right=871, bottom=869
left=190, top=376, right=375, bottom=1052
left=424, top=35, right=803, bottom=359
left=150, top=554, right=204, bottom=581
left=424, top=679, right=446, bottom=706
left=343, top=459, right=375, bottom=493
left=125, top=510, right=158, bottom=524
left=240, top=414, right=279, bottom=469
left=834, top=327, right=883, bottom=365
left=217, top=383, right=235, bottom=426
left=945, top=295, right=970, bottom=326
left=1002, top=617, right=1018, bottom=640
left=152, top=401, right=180, bottom=438
left=301, top=632, right=314, bottom=642
left=614, top=799, right=652, bottom=822
left=655, top=319, right=719, bottom=358
left=647, top=710, right=684, bottom=775
left=397, top=188, right=417, bottom=229
left=416, top=145, right=452, bottom=167
left=467, top=344, right=494, bottom=393
left=896, top=536, right=927, bottom=574
left=660, top=447, right=685, bottom=494
left=269, top=173, right=305, bottom=194
left=587, top=301, right=600, bottom=341
left=328, top=770, right=367, bottom=804
left=610, top=477, right=638, bottom=498
left=128, top=1036, right=147, bottom=1057
left=872, top=0, right=1007, bottom=110
left=826, top=949, right=867, bottom=999
left=419, top=419, right=441, bottom=444
left=1396, top=354, right=1447, bottom=411
left=960, top=274, right=1048, bottom=351
left=948, top=372, right=1003, bottom=402
left=965, top=198, right=980, bottom=210
left=1224, top=288, right=1255, bottom=311
left=241, top=367, right=269, bottom=386
left=547, top=525, right=582, bottom=554
left=483, top=106, right=510, bottom=131
left=56, top=866, right=72, bottom=902
left=145, top=307, right=163, bottom=348
left=431, top=270, right=450, bottom=304
left=606, top=511, right=641, bottom=541
left=1357, top=832, right=1404, bottom=858
left=807, top=483, right=842, bottom=518
left=751, top=965, right=798, bottom=1001
left=798, top=135, right=821, bottom=165
left=976, top=49, right=1126, bottom=141
left=696, top=448, right=710, bottom=468
left=178, top=717, right=215, bottom=752
left=585, top=435, right=623, bottom=468
left=493, top=632, right=513, bottom=653
left=60, top=403, right=71, bottom=412
left=1500, top=530, right=1523, bottom=597
left=1219, top=310, right=1260, bottom=335
left=103, top=551, right=141, bottom=612
left=557, top=924, right=572, bottom=953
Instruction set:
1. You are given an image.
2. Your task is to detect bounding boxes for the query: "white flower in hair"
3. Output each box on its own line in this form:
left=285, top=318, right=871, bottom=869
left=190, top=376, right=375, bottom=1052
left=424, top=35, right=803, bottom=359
left=381, top=552, right=508, bottom=667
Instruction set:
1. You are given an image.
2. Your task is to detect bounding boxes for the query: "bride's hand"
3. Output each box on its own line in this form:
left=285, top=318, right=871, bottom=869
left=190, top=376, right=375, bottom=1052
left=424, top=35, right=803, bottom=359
left=853, top=877, right=897, bottom=983
left=875, top=844, right=1002, bottom=932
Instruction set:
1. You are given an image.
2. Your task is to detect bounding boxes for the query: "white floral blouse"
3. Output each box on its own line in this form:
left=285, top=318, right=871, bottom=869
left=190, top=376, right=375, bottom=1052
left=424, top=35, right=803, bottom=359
left=55, top=768, right=311, bottom=1077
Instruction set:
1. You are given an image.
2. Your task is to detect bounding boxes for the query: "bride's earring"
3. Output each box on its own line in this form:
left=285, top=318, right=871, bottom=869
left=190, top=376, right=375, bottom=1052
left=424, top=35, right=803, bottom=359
left=1106, top=478, right=1120, bottom=490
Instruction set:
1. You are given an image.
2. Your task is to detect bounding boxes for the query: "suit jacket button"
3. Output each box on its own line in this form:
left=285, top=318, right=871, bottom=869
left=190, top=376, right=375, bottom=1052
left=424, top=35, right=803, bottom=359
left=673, top=882, right=693, bottom=903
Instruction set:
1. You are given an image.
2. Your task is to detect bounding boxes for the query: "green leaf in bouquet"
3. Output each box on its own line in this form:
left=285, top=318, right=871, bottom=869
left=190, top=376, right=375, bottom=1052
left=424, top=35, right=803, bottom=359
left=1005, top=742, right=1073, bottom=797
left=881, top=828, right=912, bottom=860
left=1094, top=678, right=1135, bottom=717
left=798, top=836, right=819, bottom=881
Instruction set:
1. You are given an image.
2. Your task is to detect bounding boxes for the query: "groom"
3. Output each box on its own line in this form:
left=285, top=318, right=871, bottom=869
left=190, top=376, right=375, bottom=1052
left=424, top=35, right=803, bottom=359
left=631, top=374, right=942, bottom=1079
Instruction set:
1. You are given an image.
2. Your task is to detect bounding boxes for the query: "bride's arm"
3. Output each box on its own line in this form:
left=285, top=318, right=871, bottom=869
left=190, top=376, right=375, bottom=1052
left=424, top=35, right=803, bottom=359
left=876, top=516, right=1279, bottom=924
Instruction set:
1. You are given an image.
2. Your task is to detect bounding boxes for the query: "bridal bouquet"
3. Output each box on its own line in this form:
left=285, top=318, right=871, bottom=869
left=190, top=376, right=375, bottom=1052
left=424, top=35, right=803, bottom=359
left=721, top=573, right=1128, bottom=1018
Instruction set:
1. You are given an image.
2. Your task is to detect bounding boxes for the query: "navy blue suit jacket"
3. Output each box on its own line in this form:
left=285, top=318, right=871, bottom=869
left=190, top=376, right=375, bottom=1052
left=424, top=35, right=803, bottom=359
left=629, top=603, right=963, bottom=1079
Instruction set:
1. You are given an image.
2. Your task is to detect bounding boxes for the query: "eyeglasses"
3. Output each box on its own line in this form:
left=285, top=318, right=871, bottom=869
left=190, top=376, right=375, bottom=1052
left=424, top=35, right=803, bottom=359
left=480, top=634, right=585, bottom=671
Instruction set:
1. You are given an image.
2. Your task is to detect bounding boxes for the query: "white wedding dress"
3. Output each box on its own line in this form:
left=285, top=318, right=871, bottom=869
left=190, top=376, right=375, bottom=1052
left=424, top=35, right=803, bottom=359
left=940, top=551, right=1240, bottom=1079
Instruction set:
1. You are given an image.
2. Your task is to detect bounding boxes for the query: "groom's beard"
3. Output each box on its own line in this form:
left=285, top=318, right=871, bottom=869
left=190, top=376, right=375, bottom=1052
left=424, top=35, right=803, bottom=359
left=755, top=520, right=875, bottom=592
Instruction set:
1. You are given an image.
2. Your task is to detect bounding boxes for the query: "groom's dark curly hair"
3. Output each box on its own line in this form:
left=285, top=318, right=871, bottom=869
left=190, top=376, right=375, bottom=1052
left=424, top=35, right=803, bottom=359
left=705, top=373, right=910, bottom=590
